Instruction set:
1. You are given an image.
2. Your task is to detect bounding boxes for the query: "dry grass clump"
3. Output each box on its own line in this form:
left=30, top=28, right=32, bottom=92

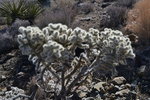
left=34, top=0, right=78, bottom=28
left=125, top=0, right=150, bottom=44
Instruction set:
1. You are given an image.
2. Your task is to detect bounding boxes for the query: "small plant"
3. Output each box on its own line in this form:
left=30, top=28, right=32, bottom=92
left=0, top=0, right=26, bottom=24
left=17, top=23, right=135, bottom=99
left=0, top=0, right=43, bottom=25
left=22, top=2, right=43, bottom=24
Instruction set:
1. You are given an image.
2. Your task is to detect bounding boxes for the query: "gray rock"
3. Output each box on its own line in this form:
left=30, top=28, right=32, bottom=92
left=114, top=85, right=122, bottom=90
left=120, top=84, right=125, bottom=89
left=112, top=77, right=126, bottom=85
left=138, top=65, right=146, bottom=75
left=0, top=87, right=25, bottom=100
left=80, top=17, right=92, bottom=21
left=115, top=89, right=130, bottom=96
left=78, top=3, right=93, bottom=14
left=0, top=17, right=6, bottom=25
left=125, top=83, right=131, bottom=89
left=94, top=82, right=106, bottom=92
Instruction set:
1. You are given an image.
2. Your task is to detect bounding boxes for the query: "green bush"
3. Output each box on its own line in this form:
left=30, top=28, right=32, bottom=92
left=0, top=0, right=43, bottom=25
left=22, top=2, right=43, bottom=24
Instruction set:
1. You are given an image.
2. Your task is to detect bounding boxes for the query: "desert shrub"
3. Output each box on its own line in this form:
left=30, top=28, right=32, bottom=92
left=16, top=23, right=135, bottom=99
left=22, top=2, right=43, bottom=24
left=0, top=0, right=26, bottom=24
left=8, top=19, right=30, bottom=35
left=100, top=6, right=127, bottom=29
left=0, top=33, right=17, bottom=54
left=0, top=0, right=43, bottom=25
left=125, top=0, right=150, bottom=44
left=0, top=19, right=30, bottom=54
left=34, top=0, right=77, bottom=28
left=35, top=8, right=68, bottom=28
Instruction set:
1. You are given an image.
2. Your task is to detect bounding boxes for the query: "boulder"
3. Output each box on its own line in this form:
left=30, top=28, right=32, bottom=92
left=115, top=89, right=130, bottom=96
left=112, top=77, right=126, bottom=85
left=94, top=82, right=107, bottom=92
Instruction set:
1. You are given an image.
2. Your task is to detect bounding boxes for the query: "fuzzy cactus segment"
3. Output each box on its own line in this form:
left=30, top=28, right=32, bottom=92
left=97, top=28, right=135, bottom=65
left=18, top=23, right=135, bottom=66
left=18, top=26, right=45, bottom=55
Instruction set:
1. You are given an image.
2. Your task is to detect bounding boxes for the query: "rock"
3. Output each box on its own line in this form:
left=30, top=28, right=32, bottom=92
left=79, top=91, right=87, bottom=98
left=125, top=83, right=131, bottom=89
left=77, top=86, right=89, bottom=92
left=39, top=0, right=50, bottom=7
left=78, top=3, right=93, bottom=14
left=76, top=86, right=89, bottom=98
left=115, top=89, right=130, bottom=96
left=116, top=59, right=135, bottom=82
left=1, top=75, right=6, bottom=79
left=103, top=0, right=117, bottom=2
left=9, top=19, right=30, bottom=36
left=120, top=84, right=125, bottom=88
left=134, top=46, right=150, bottom=94
left=0, top=75, right=6, bottom=83
left=137, top=65, right=146, bottom=75
left=0, top=87, right=25, bottom=100
left=0, top=17, right=6, bottom=25
left=95, top=0, right=103, bottom=3
left=114, top=85, right=122, bottom=91
left=104, top=93, right=109, bottom=97
left=49, top=0, right=57, bottom=8
left=128, top=34, right=138, bottom=43
left=0, top=50, right=35, bottom=89
left=0, top=33, right=18, bottom=54
left=101, top=2, right=111, bottom=8
left=109, top=93, right=115, bottom=99
left=107, top=85, right=119, bottom=93
left=80, top=17, right=92, bottom=21
left=135, top=47, right=150, bottom=78
left=112, top=77, right=126, bottom=85
left=82, top=97, right=101, bottom=100
left=130, top=91, right=137, bottom=99
left=104, top=85, right=109, bottom=91
left=0, top=19, right=30, bottom=54
left=94, top=82, right=106, bottom=92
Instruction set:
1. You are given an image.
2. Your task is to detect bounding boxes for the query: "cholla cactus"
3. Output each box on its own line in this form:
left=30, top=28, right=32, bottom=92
left=17, top=23, right=135, bottom=99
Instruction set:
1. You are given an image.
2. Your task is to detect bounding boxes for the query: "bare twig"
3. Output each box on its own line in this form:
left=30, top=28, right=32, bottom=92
left=65, top=55, right=82, bottom=79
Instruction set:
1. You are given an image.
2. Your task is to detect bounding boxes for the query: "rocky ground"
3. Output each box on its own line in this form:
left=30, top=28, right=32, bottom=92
left=0, top=0, right=150, bottom=100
